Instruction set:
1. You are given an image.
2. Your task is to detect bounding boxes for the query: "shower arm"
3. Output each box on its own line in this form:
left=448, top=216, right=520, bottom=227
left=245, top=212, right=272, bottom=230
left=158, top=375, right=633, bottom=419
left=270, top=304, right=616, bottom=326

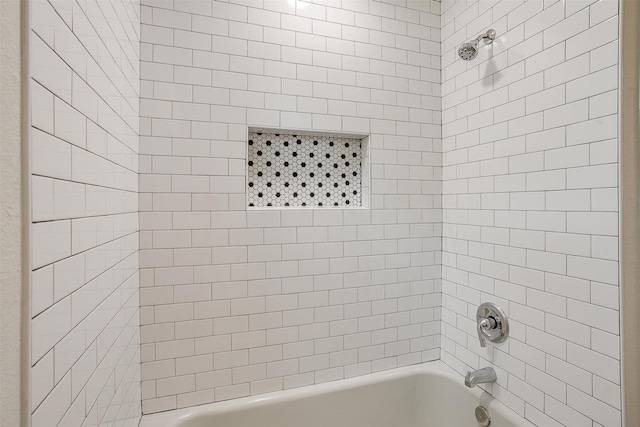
left=475, top=29, right=496, bottom=44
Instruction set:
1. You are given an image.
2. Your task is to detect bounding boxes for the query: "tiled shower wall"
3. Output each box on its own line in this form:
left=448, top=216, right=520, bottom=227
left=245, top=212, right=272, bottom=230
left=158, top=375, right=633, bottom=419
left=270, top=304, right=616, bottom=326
left=29, top=0, right=141, bottom=425
left=440, top=0, right=621, bottom=426
left=139, top=0, right=442, bottom=414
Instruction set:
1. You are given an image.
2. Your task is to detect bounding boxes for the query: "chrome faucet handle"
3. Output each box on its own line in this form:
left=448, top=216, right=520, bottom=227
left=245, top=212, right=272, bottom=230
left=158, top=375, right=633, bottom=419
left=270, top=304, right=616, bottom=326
left=476, top=303, right=509, bottom=347
left=478, top=317, right=496, bottom=347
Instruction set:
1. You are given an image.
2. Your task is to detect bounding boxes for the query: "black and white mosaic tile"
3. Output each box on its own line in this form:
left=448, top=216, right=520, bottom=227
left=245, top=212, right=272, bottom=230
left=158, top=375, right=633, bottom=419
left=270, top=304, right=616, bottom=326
left=247, top=132, right=363, bottom=208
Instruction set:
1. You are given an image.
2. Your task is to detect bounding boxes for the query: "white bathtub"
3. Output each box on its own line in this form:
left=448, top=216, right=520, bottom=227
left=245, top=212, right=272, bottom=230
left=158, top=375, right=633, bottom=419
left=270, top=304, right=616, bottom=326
left=140, top=361, right=535, bottom=427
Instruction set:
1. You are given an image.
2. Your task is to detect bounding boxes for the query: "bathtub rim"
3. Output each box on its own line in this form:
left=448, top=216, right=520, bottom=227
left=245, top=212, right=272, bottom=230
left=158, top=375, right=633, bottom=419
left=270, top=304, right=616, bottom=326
left=140, top=360, right=536, bottom=427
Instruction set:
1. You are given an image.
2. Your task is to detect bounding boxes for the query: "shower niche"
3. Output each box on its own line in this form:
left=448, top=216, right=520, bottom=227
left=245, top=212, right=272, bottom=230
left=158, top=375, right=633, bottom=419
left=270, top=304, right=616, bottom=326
left=247, top=128, right=369, bottom=208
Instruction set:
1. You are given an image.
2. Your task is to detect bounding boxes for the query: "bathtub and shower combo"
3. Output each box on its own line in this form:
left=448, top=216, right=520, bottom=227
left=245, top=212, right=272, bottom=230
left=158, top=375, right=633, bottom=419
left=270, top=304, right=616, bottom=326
left=21, top=0, right=627, bottom=423
left=139, top=31, right=521, bottom=427
left=142, top=301, right=524, bottom=427
left=141, top=361, right=529, bottom=427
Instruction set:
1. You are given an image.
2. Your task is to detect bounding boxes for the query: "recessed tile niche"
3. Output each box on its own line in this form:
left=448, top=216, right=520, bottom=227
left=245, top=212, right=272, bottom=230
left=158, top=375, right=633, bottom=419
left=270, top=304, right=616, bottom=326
left=247, top=128, right=369, bottom=208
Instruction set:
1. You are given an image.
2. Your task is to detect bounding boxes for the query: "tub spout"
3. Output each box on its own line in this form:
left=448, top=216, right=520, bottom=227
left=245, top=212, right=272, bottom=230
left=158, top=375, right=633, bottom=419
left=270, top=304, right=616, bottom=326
left=465, top=367, right=497, bottom=388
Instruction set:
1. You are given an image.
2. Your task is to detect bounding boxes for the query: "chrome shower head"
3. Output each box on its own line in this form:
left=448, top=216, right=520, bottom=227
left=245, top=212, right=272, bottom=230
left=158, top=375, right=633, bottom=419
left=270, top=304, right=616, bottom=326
left=458, top=29, right=496, bottom=61
left=458, top=41, right=479, bottom=61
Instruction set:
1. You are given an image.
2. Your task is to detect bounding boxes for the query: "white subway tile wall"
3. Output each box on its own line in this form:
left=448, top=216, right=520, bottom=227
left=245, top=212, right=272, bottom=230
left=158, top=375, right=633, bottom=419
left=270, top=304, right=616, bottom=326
left=29, top=0, right=623, bottom=424
left=30, top=0, right=141, bottom=425
left=139, top=0, right=442, bottom=414
left=440, top=0, right=620, bottom=426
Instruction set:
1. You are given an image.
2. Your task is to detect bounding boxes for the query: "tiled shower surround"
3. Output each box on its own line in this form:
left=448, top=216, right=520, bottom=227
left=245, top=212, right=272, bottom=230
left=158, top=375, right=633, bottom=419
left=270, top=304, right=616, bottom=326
left=139, top=0, right=443, bottom=415
left=29, top=0, right=141, bottom=425
left=440, top=0, right=621, bottom=426
left=137, top=0, right=624, bottom=424
left=27, top=0, right=623, bottom=425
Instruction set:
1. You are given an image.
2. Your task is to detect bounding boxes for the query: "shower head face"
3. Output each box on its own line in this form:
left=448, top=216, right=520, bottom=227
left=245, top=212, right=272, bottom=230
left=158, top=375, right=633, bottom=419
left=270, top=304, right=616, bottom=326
left=458, top=41, right=478, bottom=61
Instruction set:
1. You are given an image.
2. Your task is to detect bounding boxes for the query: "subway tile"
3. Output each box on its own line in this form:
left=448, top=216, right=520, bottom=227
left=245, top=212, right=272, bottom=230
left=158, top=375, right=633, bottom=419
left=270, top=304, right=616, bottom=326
left=130, top=1, right=625, bottom=423
left=567, top=15, right=618, bottom=59
left=545, top=313, right=591, bottom=347
left=567, top=299, right=619, bottom=334
left=31, top=0, right=143, bottom=422
left=566, top=66, right=618, bottom=103
left=567, top=211, right=618, bottom=236
left=32, top=373, right=71, bottom=427
left=544, top=395, right=592, bottom=427
left=567, top=343, right=619, bottom=384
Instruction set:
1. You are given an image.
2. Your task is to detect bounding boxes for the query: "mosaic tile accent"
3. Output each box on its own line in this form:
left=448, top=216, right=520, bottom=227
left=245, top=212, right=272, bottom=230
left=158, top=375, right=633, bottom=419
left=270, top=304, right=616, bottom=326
left=247, top=132, right=363, bottom=207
